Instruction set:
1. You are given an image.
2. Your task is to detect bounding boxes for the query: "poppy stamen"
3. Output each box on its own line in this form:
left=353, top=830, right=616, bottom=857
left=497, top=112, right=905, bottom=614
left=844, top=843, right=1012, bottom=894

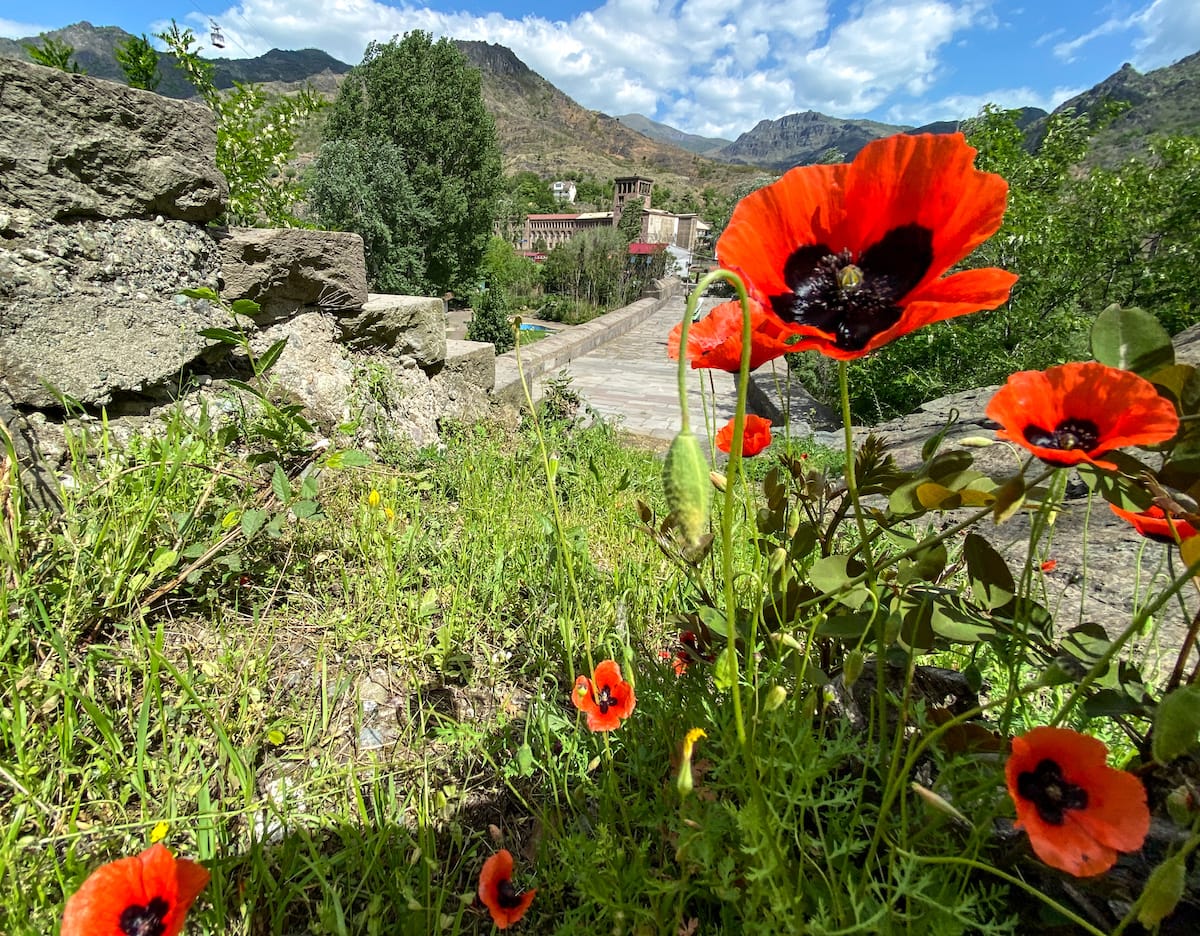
left=1017, top=758, right=1088, bottom=825
left=119, top=897, right=170, bottom=936
left=596, top=685, right=614, bottom=714
left=773, top=224, right=934, bottom=352
left=496, top=878, right=525, bottom=909
left=1023, top=418, right=1101, bottom=453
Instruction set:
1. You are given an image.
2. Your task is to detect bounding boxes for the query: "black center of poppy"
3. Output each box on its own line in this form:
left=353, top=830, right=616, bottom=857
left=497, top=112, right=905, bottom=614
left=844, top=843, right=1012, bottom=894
left=1017, top=758, right=1088, bottom=825
left=496, top=878, right=524, bottom=909
left=596, top=685, right=615, bottom=714
left=119, top=897, right=169, bottom=936
left=1023, top=418, right=1101, bottom=453
left=769, top=224, right=934, bottom=352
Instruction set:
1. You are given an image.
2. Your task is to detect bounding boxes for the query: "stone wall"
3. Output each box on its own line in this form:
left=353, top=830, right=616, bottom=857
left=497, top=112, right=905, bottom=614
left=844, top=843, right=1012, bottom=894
left=0, top=58, right=502, bottom=509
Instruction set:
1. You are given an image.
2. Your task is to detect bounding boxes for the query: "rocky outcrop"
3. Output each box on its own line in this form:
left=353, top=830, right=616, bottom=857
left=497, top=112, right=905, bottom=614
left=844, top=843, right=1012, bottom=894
left=0, top=57, right=506, bottom=509
left=0, top=58, right=227, bottom=222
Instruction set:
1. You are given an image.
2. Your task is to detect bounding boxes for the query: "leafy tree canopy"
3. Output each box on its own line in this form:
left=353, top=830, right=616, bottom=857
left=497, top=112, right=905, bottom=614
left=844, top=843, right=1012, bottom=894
left=115, top=33, right=160, bottom=90
left=24, top=34, right=81, bottom=73
left=311, top=31, right=503, bottom=296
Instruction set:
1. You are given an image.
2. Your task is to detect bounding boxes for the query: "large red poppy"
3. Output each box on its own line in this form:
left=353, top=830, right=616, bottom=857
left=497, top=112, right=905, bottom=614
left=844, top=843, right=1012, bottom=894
left=1110, top=503, right=1200, bottom=544
left=985, top=362, right=1178, bottom=471
left=1005, top=726, right=1149, bottom=877
left=715, top=414, right=773, bottom=457
left=716, top=133, right=1017, bottom=359
left=571, top=659, right=636, bottom=732
left=478, top=849, right=536, bottom=929
left=667, top=299, right=795, bottom=372
left=60, top=843, right=210, bottom=936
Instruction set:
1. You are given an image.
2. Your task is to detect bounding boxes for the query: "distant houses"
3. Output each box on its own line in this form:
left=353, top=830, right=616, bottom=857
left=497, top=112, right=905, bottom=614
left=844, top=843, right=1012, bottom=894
left=510, top=175, right=711, bottom=256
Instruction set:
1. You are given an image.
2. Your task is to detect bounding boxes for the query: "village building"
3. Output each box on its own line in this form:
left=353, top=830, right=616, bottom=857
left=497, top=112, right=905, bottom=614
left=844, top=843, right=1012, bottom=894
left=511, top=175, right=711, bottom=255
left=551, top=180, right=577, bottom=203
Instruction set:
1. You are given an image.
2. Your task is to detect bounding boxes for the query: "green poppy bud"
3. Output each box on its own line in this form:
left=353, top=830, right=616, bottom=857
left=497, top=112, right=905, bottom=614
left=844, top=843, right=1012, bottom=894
left=843, top=649, right=865, bottom=688
left=1139, top=856, right=1186, bottom=927
left=763, top=685, right=787, bottom=712
left=663, top=428, right=711, bottom=551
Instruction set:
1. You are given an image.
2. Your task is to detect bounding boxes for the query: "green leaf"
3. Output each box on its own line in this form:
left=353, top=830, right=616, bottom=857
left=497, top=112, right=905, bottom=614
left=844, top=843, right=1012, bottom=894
left=240, top=508, right=268, bottom=539
left=713, top=647, right=737, bottom=691
left=291, top=500, right=320, bottom=520
left=199, top=327, right=243, bottom=345
left=815, top=612, right=873, bottom=640
left=271, top=465, right=292, bottom=503
left=256, top=338, right=289, bottom=375
left=1152, top=684, right=1200, bottom=764
left=323, top=449, right=374, bottom=469
left=1090, top=304, right=1174, bottom=377
left=929, top=593, right=996, bottom=643
left=696, top=605, right=729, bottom=639
left=963, top=533, right=1014, bottom=610
left=898, top=541, right=948, bottom=585
left=225, top=378, right=268, bottom=403
left=148, top=546, right=177, bottom=579
left=992, top=476, right=1025, bottom=524
left=230, top=298, right=261, bottom=318
left=180, top=286, right=219, bottom=301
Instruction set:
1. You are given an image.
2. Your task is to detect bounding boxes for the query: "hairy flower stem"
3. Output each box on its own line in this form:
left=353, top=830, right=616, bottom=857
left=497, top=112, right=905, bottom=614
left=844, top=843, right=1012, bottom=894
left=515, top=321, right=592, bottom=682
left=677, top=271, right=754, bottom=748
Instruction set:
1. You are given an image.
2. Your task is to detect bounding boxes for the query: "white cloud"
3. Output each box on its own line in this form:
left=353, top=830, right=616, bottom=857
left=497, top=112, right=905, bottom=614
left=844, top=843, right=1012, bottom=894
left=0, top=17, right=53, bottom=38
left=167, top=0, right=997, bottom=138
left=1053, top=0, right=1200, bottom=69
left=884, top=84, right=1086, bottom=126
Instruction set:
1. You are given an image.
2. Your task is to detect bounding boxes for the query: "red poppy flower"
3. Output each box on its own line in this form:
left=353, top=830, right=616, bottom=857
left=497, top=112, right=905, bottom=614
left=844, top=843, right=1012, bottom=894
left=716, top=133, right=1017, bottom=359
left=1110, top=503, right=1200, bottom=544
left=61, top=843, right=210, bottom=936
left=478, top=849, right=536, bottom=929
left=985, top=362, right=1178, bottom=471
left=715, top=415, right=773, bottom=457
left=1005, top=726, right=1149, bottom=877
left=665, top=630, right=714, bottom=675
left=572, top=659, right=636, bottom=732
left=667, top=299, right=795, bottom=371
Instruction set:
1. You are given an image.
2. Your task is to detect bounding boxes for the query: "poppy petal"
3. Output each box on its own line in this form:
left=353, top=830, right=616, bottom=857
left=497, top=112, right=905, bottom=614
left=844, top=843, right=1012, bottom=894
left=1110, top=503, right=1200, bottom=542
left=716, top=133, right=1012, bottom=358
left=715, top=415, right=773, bottom=456
left=479, top=849, right=536, bottom=929
left=1071, top=767, right=1151, bottom=853
left=668, top=300, right=795, bottom=372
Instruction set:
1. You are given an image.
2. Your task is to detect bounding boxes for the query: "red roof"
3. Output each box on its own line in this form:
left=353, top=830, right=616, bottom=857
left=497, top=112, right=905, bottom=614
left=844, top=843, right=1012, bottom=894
left=629, top=242, right=667, bottom=254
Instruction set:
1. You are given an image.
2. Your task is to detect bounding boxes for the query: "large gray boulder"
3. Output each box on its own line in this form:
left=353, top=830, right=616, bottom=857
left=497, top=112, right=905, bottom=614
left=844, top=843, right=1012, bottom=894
left=0, top=218, right=225, bottom=408
left=218, top=228, right=368, bottom=321
left=335, top=293, right=447, bottom=366
left=0, top=58, right=226, bottom=222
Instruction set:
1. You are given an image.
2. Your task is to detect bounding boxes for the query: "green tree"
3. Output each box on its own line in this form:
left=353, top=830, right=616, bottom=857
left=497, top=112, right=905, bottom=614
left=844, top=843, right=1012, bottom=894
left=24, top=34, right=81, bottom=73
left=310, top=31, right=502, bottom=296
left=466, top=287, right=515, bottom=353
left=617, top=203, right=644, bottom=245
left=481, top=237, right=540, bottom=304
left=114, top=33, right=160, bottom=91
left=157, top=20, right=323, bottom=226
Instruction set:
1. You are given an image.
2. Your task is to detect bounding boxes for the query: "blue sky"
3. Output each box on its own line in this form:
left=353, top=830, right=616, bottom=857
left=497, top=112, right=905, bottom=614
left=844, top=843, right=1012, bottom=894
left=3, top=1, right=1198, bottom=138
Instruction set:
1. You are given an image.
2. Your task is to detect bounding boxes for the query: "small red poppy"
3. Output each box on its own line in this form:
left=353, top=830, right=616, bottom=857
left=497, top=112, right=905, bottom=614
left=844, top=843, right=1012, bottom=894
left=1005, top=726, right=1150, bottom=877
left=478, top=849, right=535, bottom=929
left=1040, top=559, right=1057, bottom=573
left=60, top=843, right=210, bottom=936
left=572, top=659, right=636, bottom=732
left=667, top=299, right=795, bottom=372
left=986, top=362, right=1178, bottom=471
left=715, top=415, right=773, bottom=457
left=717, top=133, right=1017, bottom=359
left=666, top=630, right=714, bottom=675
left=1110, top=502, right=1200, bottom=544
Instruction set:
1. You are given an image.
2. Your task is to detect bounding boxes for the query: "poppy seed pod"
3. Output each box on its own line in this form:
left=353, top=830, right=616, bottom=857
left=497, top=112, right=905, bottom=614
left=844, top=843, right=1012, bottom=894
left=663, top=428, right=711, bottom=551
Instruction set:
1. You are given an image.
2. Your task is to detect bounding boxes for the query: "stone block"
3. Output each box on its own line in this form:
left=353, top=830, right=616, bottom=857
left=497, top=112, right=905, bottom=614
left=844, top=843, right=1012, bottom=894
left=218, top=228, right=367, bottom=321
left=0, top=58, right=227, bottom=222
left=437, top=339, right=496, bottom=392
left=337, top=294, right=447, bottom=367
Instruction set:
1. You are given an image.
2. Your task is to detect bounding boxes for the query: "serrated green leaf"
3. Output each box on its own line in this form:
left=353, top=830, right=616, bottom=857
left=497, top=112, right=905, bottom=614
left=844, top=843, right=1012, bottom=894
left=240, top=508, right=268, bottom=539
left=1090, top=304, right=1174, bottom=377
left=271, top=465, right=291, bottom=503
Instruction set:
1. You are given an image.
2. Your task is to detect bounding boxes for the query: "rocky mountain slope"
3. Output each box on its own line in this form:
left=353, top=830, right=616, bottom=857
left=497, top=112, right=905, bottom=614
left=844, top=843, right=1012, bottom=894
left=713, top=110, right=911, bottom=170
left=614, top=113, right=731, bottom=156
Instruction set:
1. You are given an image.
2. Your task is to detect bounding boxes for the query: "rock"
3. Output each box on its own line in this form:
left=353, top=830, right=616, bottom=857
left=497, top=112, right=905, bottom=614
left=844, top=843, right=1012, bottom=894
left=336, top=293, right=447, bottom=365
left=251, top=312, right=354, bottom=432
left=217, top=227, right=367, bottom=321
left=0, top=58, right=226, bottom=222
left=748, top=364, right=840, bottom=432
left=436, top=339, right=496, bottom=392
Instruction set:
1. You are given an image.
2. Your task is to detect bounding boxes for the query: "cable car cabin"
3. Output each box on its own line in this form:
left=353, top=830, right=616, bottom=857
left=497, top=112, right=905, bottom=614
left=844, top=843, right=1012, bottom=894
left=209, top=21, right=225, bottom=49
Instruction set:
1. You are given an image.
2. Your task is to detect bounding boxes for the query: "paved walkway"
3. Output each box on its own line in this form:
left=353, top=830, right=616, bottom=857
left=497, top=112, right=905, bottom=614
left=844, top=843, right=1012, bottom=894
left=535, top=294, right=741, bottom=448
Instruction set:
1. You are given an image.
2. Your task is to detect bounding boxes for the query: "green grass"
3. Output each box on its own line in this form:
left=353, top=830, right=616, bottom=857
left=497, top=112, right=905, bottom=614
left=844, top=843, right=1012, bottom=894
left=1, top=381, right=1190, bottom=934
